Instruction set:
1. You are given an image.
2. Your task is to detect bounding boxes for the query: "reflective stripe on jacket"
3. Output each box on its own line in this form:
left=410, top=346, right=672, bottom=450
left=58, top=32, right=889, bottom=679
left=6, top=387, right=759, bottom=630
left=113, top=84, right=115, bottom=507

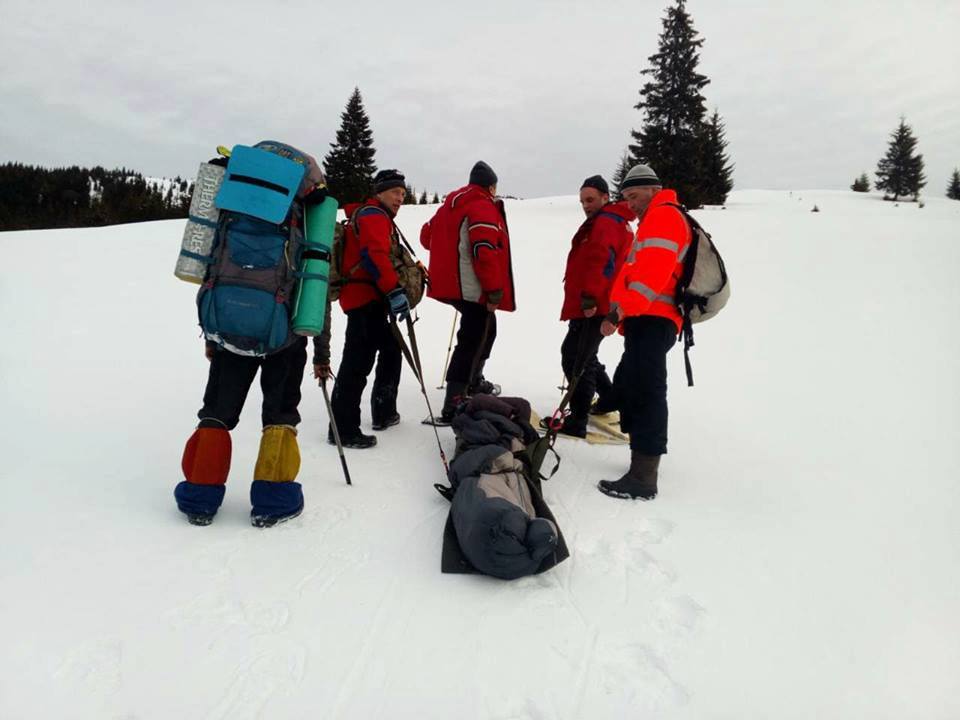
left=420, top=184, right=515, bottom=311
left=609, top=189, right=690, bottom=332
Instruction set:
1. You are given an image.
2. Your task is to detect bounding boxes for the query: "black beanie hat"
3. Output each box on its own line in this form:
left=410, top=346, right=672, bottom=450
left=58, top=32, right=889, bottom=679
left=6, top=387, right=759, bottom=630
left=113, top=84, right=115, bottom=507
left=469, top=161, right=498, bottom=188
left=374, top=169, right=406, bottom=194
left=580, top=174, right=609, bottom=195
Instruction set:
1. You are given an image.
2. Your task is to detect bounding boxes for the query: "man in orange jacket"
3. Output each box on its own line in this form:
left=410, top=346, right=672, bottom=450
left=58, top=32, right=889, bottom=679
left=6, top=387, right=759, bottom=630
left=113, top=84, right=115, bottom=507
left=598, top=164, right=690, bottom=500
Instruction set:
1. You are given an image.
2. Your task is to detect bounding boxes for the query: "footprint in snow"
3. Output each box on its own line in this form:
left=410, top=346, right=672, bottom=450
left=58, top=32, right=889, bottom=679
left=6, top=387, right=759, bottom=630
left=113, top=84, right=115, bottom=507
left=53, top=637, right=123, bottom=697
left=205, top=645, right=306, bottom=720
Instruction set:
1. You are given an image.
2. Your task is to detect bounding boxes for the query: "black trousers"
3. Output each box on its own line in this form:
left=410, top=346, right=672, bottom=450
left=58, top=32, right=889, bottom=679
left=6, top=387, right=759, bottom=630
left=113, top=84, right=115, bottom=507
left=445, top=301, right=497, bottom=386
left=330, top=300, right=402, bottom=434
left=198, top=336, right=307, bottom=430
left=560, top=317, right=611, bottom=429
left=614, top=316, right=677, bottom=455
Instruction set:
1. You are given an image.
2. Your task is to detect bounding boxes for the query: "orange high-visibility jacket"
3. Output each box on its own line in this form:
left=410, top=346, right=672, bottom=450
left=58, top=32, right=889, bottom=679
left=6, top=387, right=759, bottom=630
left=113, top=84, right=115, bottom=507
left=609, top=189, right=691, bottom=333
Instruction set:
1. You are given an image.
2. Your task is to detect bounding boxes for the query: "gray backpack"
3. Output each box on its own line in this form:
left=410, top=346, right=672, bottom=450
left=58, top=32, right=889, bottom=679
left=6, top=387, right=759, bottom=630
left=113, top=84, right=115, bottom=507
left=668, top=203, right=730, bottom=386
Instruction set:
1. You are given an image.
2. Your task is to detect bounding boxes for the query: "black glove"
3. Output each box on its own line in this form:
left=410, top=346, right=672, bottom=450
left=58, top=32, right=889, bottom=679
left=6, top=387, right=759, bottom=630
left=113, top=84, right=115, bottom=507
left=302, top=185, right=329, bottom=206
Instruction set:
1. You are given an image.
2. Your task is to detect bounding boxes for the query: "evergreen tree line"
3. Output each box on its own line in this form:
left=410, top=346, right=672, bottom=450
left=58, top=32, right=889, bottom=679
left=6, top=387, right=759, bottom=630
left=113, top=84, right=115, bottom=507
left=850, top=117, right=959, bottom=201
left=0, top=162, right=191, bottom=231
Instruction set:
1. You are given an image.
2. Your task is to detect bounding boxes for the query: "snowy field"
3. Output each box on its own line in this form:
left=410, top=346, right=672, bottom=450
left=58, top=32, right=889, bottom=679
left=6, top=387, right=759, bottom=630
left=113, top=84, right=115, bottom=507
left=1, top=190, right=958, bottom=719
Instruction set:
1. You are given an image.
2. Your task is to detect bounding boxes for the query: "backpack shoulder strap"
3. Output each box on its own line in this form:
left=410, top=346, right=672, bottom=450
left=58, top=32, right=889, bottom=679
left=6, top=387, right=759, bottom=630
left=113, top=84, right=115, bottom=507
left=661, top=203, right=699, bottom=388
left=351, top=204, right=390, bottom=235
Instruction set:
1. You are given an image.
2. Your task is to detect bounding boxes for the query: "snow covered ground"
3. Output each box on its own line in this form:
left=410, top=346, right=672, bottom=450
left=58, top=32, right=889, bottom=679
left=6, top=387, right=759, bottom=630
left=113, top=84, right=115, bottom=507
left=1, top=190, right=958, bottom=719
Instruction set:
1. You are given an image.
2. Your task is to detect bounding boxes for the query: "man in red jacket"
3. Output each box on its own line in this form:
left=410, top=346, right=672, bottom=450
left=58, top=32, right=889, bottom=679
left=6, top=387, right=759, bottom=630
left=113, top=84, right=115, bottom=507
left=598, top=164, right=690, bottom=500
left=420, top=161, right=514, bottom=422
left=557, top=175, right=635, bottom=437
left=329, top=169, right=411, bottom=449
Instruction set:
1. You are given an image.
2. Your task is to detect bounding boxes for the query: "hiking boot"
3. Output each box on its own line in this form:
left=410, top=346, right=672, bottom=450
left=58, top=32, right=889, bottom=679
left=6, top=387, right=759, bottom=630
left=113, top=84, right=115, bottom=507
left=371, top=413, right=401, bottom=431
left=328, top=429, right=377, bottom=449
left=557, top=421, right=587, bottom=439
left=441, top=381, right=467, bottom=420
left=251, top=505, right=303, bottom=528
left=186, top=512, right=215, bottom=526
left=597, top=451, right=660, bottom=500
left=469, top=376, right=501, bottom=396
left=591, top=398, right=618, bottom=415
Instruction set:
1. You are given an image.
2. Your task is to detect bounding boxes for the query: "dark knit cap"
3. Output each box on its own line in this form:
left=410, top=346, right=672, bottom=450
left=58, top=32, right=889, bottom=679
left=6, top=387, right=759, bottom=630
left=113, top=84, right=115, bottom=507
left=374, top=169, right=406, bottom=194
left=580, top=174, right=609, bottom=195
left=620, top=164, right=661, bottom=190
left=469, top=161, right=498, bottom=188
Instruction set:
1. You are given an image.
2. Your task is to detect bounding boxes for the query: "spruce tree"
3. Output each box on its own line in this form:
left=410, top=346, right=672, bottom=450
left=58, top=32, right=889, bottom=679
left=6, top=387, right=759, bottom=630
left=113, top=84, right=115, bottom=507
left=629, top=0, right=711, bottom=208
left=946, top=169, right=960, bottom=200
left=611, top=150, right=633, bottom=200
left=419, top=190, right=428, bottom=204
left=875, top=117, right=926, bottom=201
left=432, top=192, right=440, bottom=204
left=323, top=87, right=377, bottom=205
left=699, top=109, right=733, bottom=205
left=403, top=183, right=417, bottom=204
left=851, top=173, right=870, bottom=192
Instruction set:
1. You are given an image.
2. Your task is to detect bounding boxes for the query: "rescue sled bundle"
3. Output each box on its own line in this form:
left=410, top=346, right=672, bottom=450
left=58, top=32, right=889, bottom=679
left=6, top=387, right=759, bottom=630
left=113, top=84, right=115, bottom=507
left=437, top=394, right=569, bottom=581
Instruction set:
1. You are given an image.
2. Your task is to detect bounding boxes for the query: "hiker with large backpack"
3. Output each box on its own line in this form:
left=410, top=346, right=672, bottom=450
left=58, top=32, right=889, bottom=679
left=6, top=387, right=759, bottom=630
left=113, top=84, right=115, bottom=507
left=420, top=161, right=515, bottom=423
left=174, top=140, right=332, bottom=527
left=598, top=164, right=691, bottom=501
left=554, top=175, right=635, bottom=438
left=327, top=169, right=412, bottom=449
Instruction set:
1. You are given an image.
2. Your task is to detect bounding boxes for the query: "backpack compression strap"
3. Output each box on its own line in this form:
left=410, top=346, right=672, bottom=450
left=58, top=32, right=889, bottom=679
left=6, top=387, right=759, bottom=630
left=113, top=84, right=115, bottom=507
left=664, top=202, right=699, bottom=387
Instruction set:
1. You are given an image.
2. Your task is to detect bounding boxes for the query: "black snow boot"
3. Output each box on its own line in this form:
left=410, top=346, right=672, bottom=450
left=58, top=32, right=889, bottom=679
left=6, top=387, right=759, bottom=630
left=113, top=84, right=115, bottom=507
left=590, top=396, right=619, bottom=415
left=328, top=426, right=377, bottom=449
left=371, top=385, right=400, bottom=431
left=440, top=380, right=467, bottom=423
left=371, top=413, right=400, bottom=431
left=557, top=418, right=587, bottom=438
left=597, top=451, right=660, bottom=500
left=251, top=506, right=303, bottom=528
left=469, top=375, right=501, bottom=396
left=186, top=513, right=215, bottom=526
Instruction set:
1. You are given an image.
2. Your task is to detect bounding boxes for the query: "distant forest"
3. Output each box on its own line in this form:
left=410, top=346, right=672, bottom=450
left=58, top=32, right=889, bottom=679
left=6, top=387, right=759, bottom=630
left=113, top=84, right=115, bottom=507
left=0, top=162, right=192, bottom=231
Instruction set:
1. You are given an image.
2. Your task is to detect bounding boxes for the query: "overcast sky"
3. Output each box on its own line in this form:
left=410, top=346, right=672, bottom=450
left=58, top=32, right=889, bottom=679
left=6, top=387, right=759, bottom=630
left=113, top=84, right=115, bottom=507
left=2, top=0, right=958, bottom=198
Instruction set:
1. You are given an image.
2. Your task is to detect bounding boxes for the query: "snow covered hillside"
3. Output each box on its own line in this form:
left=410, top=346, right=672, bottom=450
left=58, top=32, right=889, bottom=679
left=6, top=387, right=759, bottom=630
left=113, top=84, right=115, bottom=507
left=1, top=190, right=958, bottom=719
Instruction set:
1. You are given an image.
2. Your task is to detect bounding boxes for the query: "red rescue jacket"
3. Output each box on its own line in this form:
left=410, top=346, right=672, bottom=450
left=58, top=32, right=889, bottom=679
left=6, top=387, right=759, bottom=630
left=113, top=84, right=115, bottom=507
left=338, top=199, right=400, bottom=312
left=609, top=189, right=691, bottom=332
left=560, top=201, right=635, bottom=321
left=420, top=184, right=515, bottom=311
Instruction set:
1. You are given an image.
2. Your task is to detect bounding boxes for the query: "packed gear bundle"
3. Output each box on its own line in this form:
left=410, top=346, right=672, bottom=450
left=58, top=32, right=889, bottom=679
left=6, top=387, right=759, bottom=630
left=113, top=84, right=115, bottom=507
left=437, top=395, right=569, bottom=580
left=666, top=203, right=730, bottom=386
left=174, top=141, right=337, bottom=356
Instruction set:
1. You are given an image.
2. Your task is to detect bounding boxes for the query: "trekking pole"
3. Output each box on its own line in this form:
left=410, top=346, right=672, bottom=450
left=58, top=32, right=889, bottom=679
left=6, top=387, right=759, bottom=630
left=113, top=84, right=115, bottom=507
left=437, top=310, right=459, bottom=389
left=320, top=378, right=352, bottom=486
left=390, top=317, right=450, bottom=474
